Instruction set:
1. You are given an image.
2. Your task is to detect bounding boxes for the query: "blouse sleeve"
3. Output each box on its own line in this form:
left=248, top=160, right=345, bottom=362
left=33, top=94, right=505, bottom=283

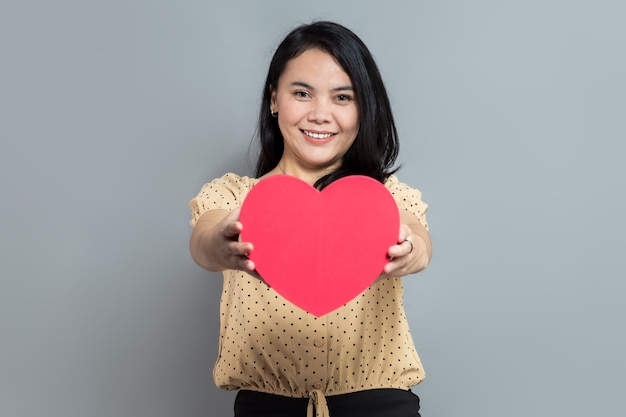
left=385, top=175, right=429, bottom=230
left=188, top=173, right=251, bottom=228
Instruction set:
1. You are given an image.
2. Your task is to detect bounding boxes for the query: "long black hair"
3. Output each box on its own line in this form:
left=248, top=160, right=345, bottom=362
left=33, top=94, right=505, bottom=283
left=255, top=21, right=400, bottom=190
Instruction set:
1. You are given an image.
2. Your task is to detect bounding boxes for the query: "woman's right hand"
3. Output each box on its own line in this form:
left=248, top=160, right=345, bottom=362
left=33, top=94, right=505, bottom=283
left=190, top=207, right=258, bottom=275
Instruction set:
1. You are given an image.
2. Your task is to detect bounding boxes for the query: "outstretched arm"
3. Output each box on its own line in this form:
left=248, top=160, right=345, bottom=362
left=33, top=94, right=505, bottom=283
left=189, top=207, right=257, bottom=274
left=380, top=209, right=432, bottom=279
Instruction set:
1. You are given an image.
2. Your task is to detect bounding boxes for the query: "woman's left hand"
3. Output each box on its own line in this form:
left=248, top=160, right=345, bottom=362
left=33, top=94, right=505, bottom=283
left=379, top=215, right=432, bottom=279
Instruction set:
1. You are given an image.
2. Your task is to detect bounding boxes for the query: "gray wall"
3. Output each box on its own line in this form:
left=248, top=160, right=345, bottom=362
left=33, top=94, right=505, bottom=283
left=2, top=1, right=625, bottom=416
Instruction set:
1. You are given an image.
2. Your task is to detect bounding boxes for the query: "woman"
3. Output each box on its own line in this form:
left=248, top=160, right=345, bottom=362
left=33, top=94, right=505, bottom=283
left=189, top=21, right=432, bottom=417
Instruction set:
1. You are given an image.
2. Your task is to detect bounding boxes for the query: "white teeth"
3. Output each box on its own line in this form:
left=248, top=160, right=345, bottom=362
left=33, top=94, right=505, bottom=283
left=304, top=130, right=333, bottom=139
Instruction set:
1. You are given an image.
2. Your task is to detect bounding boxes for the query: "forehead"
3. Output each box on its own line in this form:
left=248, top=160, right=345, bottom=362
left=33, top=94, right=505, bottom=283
left=279, top=48, right=352, bottom=86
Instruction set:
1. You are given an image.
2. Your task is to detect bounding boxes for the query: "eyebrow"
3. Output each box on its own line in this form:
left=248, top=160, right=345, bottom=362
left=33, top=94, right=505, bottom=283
left=291, top=81, right=354, bottom=92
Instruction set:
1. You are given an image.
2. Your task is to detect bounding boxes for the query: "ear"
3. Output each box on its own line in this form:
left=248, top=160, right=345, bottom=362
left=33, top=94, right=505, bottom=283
left=269, top=85, right=277, bottom=112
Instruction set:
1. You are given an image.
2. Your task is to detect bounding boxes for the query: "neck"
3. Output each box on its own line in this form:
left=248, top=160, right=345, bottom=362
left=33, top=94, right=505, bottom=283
left=275, top=160, right=339, bottom=186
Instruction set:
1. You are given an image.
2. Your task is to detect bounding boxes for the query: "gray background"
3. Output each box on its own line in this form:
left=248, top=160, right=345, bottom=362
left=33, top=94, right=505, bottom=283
left=2, top=1, right=625, bottom=416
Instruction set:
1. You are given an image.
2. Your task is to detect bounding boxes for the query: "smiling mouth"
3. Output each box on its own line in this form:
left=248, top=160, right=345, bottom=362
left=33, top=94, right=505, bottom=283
left=302, top=130, right=335, bottom=139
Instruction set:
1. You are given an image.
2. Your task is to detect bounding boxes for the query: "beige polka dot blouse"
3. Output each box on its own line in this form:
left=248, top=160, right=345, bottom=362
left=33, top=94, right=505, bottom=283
left=189, top=173, right=429, bottom=401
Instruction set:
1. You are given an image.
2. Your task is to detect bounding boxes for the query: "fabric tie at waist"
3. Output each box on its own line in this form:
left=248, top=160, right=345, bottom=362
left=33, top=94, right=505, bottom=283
left=307, top=389, right=329, bottom=417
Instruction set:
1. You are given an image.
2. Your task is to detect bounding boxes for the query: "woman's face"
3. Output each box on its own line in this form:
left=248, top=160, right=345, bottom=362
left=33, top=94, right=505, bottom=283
left=270, top=48, right=359, bottom=178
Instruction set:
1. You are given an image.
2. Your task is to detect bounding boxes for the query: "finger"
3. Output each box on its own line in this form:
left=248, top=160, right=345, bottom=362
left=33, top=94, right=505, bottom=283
left=387, top=245, right=398, bottom=259
left=236, top=256, right=255, bottom=272
left=240, top=241, right=254, bottom=256
left=397, top=224, right=410, bottom=243
left=224, top=243, right=255, bottom=272
left=383, top=261, right=394, bottom=275
left=229, top=241, right=253, bottom=257
left=235, top=256, right=263, bottom=282
left=387, top=241, right=410, bottom=259
left=222, top=220, right=242, bottom=239
left=403, top=237, right=414, bottom=255
left=384, top=257, right=410, bottom=277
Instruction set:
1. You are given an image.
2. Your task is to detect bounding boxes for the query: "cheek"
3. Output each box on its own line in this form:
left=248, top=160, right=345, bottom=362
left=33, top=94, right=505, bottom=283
left=277, top=102, right=304, bottom=125
left=339, top=108, right=359, bottom=131
left=277, top=117, right=299, bottom=141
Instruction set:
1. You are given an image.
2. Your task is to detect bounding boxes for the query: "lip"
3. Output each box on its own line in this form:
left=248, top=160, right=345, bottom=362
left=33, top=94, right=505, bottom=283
left=301, top=129, right=336, bottom=144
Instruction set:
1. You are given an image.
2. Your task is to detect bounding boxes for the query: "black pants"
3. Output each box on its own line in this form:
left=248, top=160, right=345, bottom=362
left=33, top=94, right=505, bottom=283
left=234, top=388, right=421, bottom=417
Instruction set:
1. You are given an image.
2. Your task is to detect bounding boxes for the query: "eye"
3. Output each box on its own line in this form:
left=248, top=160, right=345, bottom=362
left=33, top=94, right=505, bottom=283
left=293, top=90, right=311, bottom=99
left=335, top=93, right=354, bottom=103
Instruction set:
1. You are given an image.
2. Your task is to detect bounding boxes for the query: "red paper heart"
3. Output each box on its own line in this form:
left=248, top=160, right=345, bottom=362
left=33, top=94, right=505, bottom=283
left=240, top=175, right=399, bottom=316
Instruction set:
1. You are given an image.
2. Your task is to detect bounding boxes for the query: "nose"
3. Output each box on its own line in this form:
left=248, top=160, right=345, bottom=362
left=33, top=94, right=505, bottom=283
left=308, top=99, right=332, bottom=124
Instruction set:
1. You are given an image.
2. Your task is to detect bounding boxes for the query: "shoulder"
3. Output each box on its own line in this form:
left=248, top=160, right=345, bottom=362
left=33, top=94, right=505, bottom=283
left=196, top=173, right=258, bottom=199
left=384, top=174, right=429, bottom=229
left=206, top=172, right=257, bottom=191
left=189, top=173, right=258, bottom=227
left=384, top=174, right=422, bottom=197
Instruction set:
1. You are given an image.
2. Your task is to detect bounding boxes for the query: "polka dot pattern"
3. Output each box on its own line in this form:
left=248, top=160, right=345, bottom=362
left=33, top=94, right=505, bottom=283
left=189, top=173, right=428, bottom=398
